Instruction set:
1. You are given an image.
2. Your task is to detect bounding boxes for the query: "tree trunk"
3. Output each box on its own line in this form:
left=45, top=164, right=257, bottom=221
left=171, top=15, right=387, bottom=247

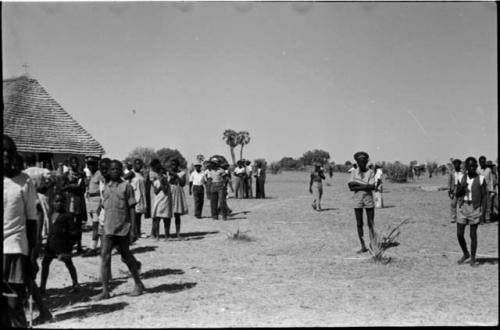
left=230, top=147, right=236, bottom=165
left=239, top=145, right=244, bottom=161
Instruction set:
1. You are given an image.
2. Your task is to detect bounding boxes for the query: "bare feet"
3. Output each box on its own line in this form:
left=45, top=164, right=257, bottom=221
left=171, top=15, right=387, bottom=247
left=33, top=312, right=53, bottom=325
left=470, top=259, right=479, bottom=267
left=457, top=254, right=470, bottom=264
left=356, top=247, right=369, bottom=254
left=129, top=284, right=144, bottom=297
left=91, top=291, right=111, bottom=301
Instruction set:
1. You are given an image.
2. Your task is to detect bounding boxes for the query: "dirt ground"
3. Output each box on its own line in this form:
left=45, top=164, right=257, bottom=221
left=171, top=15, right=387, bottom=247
left=35, top=172, right=498, bottom=327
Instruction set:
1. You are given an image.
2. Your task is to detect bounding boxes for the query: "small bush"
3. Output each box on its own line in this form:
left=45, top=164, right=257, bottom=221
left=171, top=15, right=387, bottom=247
left=269, top=162, right=282, bottom=174
left=369, top=218, right=409, bottom=263
left=385, top=162, right=410, bottom=183
left=227, top=229, right=254, bottom=242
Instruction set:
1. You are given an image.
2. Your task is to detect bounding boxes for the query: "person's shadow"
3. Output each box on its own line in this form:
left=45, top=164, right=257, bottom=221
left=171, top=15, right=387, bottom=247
left=53, top=302, right=128, bottom=322
left=129, top=246, right=157, bottom=254
left=475, top=257, right=498, bottom=265
left=141, top=268, right=184, bottom=280
left=317, top=207, right=338, bottom=212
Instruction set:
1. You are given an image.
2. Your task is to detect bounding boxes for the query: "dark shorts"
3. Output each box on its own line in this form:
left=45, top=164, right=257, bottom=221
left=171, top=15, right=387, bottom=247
left=3, top=254, right=28, bottom=285
left=44, top=246, right=72, bottom=262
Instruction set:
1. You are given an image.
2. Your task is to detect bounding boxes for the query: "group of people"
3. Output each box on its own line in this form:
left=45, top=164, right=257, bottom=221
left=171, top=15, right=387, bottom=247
left=4, top=129, right=497, bottom=327
left=3, top=138, right=272, bottom=327
left=311, top=160, right=384, bottom=212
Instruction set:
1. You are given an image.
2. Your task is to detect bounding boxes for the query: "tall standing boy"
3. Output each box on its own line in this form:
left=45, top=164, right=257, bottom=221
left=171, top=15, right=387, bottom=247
left=455, top=157, right=487, bottom=266
left=92, top=160, right=145, bottom=300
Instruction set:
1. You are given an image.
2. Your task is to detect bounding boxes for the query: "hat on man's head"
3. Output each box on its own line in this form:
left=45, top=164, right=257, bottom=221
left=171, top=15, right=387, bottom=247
left=193, top=161, right=202, bottom=167
left=210, top=157, right=220, bottom=164
left=353, top=151, right=369, bottom=161
left=452, top=159, right=462, bottom=165
left=486, top=160, right=494, bottom=167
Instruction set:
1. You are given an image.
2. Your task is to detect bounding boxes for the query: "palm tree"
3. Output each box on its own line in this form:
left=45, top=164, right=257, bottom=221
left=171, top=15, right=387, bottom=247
left=222, top=129, right=238, bottom=165
left=236, top=131, right=251, bottom=161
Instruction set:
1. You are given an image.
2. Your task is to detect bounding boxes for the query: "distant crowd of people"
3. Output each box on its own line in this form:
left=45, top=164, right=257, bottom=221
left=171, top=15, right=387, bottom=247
left=3, top=132, right=269, bottom=327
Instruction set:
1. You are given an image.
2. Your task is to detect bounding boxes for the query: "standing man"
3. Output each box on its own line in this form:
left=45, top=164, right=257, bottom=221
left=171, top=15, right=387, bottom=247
left=255, top=161, right=266, bottom=199
left=347, top=152, right=376, bottom=254
left=189, top=162, right=206, bottom=219
left=455, top=157, right=487, bottom=266
left=92, top=160, right=145, bottom=300
left=131, top=159, right=147, bottom=240
left=61, top=156, right=87, bottom=254
left=245, top=160, right=253, bottom=198
left=448, top=159, right=464, bottom=224
left=84, top=157, right=103, bottom=256
left=233, top=160, right=246, bottom=199
left=477, top=156, right=493, bottom=224
left=209, top=159, right=228, bottom=220
left=486, top=161, right=498, bottom=220
left=3, top=135, right=53, bottom=326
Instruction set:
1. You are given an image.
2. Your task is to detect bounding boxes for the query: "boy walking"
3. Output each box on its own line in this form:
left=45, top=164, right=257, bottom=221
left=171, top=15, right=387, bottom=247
left=40, top=193, right=80, bottom=295
left=309, top=163, right=325, bottom=211
left=92, top=160, right=145, bottom=300
left=455, top=157, right=487, bottom=266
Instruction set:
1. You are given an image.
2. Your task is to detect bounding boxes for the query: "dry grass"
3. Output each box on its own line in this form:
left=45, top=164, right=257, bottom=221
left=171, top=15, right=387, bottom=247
left=36, top=172, right=498, bottom=328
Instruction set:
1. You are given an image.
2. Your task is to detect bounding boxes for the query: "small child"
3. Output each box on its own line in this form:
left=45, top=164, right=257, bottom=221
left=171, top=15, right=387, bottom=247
left=40, top=193, right=80, bottom=295
left=455, top=157, right=487, bottom=267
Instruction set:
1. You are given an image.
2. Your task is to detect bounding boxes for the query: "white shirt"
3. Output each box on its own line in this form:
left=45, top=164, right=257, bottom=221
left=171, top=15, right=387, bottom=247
left=246, top=165, right=253, bottom=176
left=83, top=166, right=91, bottom=178
left=131, top=170, right=147, bottom=213
left=454, top=171, right=464, bottom=185
left=3, top=173, right=39, bottom=255
left=374, top=168, right=383, bottom=181
left=234, top=167, right=246, bottom=175
left=190, top=171, right=206, bottom=186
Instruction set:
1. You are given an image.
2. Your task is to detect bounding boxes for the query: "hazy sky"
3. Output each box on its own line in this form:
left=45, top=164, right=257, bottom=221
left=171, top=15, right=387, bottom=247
left=3, top=2, right=497, bottom=165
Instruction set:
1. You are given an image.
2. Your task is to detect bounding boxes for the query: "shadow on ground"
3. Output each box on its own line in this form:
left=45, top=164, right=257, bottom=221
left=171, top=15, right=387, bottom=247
left=317, top=208, right=338, bottom=212
left=129, top=246, right=157, bottom=254
left=54, top=302, right=128, bottom=322
left=145, top=282, right=197, bottom=294
left=381, top=205, right=396, bottom=209
left=180, top=231, right=219, bottom=239
left=476, top=257, right=498, bottom=265
left=141, top=268, right=185, bottom=279
left=44, top=279, right=126, bottom=310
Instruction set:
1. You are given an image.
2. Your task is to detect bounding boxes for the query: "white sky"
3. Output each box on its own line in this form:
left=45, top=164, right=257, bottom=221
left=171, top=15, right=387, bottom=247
left=3, top=2, right=497, bottom=164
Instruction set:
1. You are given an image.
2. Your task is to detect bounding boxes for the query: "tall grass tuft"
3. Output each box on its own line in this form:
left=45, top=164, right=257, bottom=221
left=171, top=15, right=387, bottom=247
left=369, top=218, right=410, bottom=263
left=227, top=229, right=254, bottom=242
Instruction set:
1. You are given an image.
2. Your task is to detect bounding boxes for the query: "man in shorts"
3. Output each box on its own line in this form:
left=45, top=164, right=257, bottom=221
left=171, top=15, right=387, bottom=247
left=347, top=151, right=376, bottom=254
left=455, top=157, right=487, bottom=267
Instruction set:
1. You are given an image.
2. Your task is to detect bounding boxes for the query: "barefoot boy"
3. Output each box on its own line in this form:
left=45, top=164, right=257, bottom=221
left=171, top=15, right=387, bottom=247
left=455, top=157, right=487, bottom=266
left=92, top=160, right=145, bottom=300
left=347, top=152, right=376, bottom=253
left=40, top=193, right=80, bottom=295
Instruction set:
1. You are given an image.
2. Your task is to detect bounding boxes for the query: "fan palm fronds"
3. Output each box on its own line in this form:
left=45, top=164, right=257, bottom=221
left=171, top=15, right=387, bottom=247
left=369, top=218, right=410, bottom=263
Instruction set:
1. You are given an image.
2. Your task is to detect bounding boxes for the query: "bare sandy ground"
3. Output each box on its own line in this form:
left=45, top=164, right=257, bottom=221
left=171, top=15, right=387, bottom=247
left=35, top=172, right=498, bottom=327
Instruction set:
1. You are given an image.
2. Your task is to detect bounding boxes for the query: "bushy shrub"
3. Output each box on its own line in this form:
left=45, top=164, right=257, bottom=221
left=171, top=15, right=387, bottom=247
left=269, top=162, right=282, bottom=174
left=385, top=161, right=410, bottom=183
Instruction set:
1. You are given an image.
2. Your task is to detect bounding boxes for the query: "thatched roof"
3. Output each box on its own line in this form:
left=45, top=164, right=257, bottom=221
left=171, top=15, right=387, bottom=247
left=3, top=75, right=105, bottom=156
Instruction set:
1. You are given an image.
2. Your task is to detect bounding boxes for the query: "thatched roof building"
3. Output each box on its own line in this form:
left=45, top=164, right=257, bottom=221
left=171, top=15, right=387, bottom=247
left=3, top=75, right=105, bottom=167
